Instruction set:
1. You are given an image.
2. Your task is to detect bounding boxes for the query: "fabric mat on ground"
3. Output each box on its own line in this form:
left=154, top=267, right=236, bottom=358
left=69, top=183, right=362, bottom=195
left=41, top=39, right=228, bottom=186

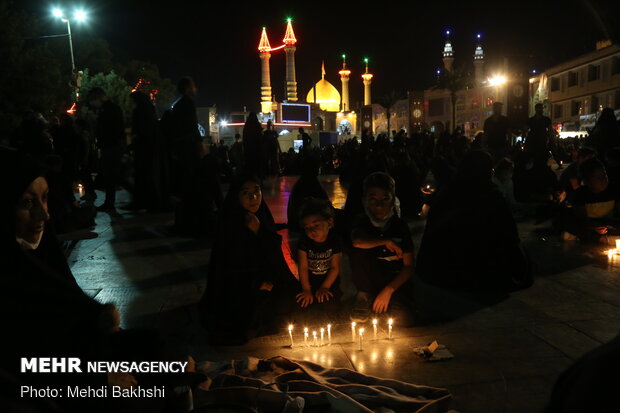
left=194, top=356, right=452, bottom=412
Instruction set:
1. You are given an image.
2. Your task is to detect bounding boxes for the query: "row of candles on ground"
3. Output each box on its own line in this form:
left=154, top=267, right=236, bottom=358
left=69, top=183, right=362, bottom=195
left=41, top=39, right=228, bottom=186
left=605, top=240, right=620, bottom=258
left=287, top=318, right=394, bottom=350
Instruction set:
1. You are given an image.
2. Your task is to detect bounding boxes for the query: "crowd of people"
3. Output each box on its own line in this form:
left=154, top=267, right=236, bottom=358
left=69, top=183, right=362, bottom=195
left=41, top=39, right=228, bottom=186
left=2, top=72, right=620, bottom=411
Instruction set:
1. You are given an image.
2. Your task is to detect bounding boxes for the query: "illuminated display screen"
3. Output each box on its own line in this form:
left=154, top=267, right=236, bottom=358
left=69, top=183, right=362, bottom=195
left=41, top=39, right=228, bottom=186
left=281, top=104, right=310, bottom=123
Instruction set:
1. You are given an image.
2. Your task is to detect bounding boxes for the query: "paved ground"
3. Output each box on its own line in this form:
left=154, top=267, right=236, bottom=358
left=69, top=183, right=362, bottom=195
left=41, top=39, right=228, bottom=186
left=63, top=175, right=620, bottom=413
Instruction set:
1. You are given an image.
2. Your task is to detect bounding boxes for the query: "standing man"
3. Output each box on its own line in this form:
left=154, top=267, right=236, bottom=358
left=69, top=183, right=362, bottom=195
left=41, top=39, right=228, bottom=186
left=169, top=77, right=201, bottom=194
left=263, top=120, right=281, bottom=176
left=299, top=127, right=312, bottom=148
left=525, top=103, right=553, bottom=166
left=483, top=102, right=510, bottom=162
left=88, top=87, right=125, bottom=212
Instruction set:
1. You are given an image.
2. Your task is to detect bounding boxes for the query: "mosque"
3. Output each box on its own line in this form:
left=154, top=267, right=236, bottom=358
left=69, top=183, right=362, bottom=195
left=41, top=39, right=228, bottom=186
left=256, top=19, right=374, bottom=143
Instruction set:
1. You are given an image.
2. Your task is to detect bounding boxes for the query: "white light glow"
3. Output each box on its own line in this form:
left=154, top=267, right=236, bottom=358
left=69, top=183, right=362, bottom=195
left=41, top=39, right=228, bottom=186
left=488, top=75, right=507, bottom=86
left=52, top=8, right=63, bottom=18
left=220, top=121, right=228, bottom=127
left=74, top=10, right=86, bottom=22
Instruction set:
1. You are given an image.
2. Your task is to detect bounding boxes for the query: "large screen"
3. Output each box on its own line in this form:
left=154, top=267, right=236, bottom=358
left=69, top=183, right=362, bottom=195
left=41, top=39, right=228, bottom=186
left=281, top=103, right=310, bottom=123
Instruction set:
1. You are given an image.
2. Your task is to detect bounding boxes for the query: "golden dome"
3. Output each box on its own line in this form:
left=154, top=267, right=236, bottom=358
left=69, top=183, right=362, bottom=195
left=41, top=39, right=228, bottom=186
left=306, top=78, right=341, bottom=112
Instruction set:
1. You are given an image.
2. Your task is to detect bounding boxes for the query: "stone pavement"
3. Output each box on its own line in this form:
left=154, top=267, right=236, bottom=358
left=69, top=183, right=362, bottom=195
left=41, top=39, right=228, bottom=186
left=64, top=175, right=620, bottom=413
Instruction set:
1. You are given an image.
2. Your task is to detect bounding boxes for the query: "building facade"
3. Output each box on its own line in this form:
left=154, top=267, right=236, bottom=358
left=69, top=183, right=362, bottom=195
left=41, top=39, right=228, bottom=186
left=529, top=41, right=620, bottom=137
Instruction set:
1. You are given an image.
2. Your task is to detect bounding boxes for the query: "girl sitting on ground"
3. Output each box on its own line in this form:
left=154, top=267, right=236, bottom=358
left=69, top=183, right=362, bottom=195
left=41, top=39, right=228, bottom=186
left=200, top=174, right=296, bottom=345
left=295, top=197, right=342, bottom=322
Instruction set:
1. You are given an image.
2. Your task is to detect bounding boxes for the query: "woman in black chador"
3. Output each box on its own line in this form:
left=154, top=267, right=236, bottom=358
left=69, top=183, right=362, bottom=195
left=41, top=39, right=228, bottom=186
left=200, top=174, right=296, bottom=345
left=416, top=150, right=533, bottom=292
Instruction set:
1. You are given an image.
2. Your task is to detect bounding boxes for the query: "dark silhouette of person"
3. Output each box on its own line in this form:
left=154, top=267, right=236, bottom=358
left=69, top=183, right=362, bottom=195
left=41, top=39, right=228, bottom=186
left=525, top=103, right=553, bottom=165
left=130, top=91, right=170, bottom=211
left=263, top=120, right=281, bottom=176
left=483, top=102, right=510, bottom=162
left=242, top=112, right=264, bottom=178
left=287, top=156, right=330, bottom=232
left=416, top=150, right=532, bottom=292
left=299, top=127, right=312, bottom=148
left=229, top=133, right=244, bottom=174
left=87, top=87, right=126, bottom=211
left=166, top=77, right=201, bottom=197
left=587, top=107, right=619, bottom=158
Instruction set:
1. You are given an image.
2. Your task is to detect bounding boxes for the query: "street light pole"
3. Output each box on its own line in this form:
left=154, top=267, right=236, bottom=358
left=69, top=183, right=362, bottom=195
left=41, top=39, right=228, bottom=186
left=63, top=18, right=75, bottom=72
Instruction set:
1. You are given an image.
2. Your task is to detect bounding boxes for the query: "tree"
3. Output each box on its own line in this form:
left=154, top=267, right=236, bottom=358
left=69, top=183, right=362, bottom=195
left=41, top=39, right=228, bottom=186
left=118, top=60, right=175, bottom=111
left=0, top=0, right=67, bottom=137
left=378, top=90, right=404, bottom=136
left=77, top=69, right=132, bottom=124
left=434, top=67, right=473, bottom=133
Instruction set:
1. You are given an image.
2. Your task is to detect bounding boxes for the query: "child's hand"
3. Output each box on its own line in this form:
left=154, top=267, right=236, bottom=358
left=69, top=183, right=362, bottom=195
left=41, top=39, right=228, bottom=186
left=383, top=240, right=403, bottom=258
left=296, top=290, right=314, bottom=308
left=372, top=287, right=393, bottom=313
left=315, top=288, right=333, bottom=303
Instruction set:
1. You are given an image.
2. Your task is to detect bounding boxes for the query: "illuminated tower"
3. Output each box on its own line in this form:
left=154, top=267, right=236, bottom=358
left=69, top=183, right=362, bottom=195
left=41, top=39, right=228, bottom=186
left=361, top=57, right=373, bottom=106
left=283, top=18, right=298, bottom=102
left=473, top=33, right=485, bottom=85
left=339, top=54, right=351, bottom=111
left=258, top=27, right=273, bottom=114
left=442, top=29, right=454, bottom=72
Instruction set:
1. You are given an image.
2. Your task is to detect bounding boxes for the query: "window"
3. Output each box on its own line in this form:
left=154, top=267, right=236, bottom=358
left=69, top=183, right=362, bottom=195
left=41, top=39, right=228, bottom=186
left=571, top=101, right=581, bottom=116
left=554, top=104, right=563, bottom=118
left=591, top=95, right=600, bottom=113
left=550, top=77, right=560, bottom=91
left=588, top=65, right=600, bottom=81
left=612, top=57, right=620, bottom=75
left=568, top=71, right=578, bottom=87
left=428, top=98, right=444, bottom=117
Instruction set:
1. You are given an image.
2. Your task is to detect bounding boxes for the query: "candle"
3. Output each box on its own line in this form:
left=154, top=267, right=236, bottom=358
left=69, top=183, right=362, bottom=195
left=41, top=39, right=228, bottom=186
left=372, top=318, right=378, bottom=340
left=616, top=239, right=620, bottom=250
left=304, top=327, right=309, bottom=346
left=358, top=328, right=364, bottom=351
left=320, top=328, right=324, bottom=346
left=77, top=183, right=84, bottom=197
left=327, top=324, right=332, bottom=345
left=351, top=322, right=356, bottom=342
left=288, top=324, right=294, bottom=347
left=313, top=331, right=318, bottom=347
left=388, top=318, right=393, bottom=339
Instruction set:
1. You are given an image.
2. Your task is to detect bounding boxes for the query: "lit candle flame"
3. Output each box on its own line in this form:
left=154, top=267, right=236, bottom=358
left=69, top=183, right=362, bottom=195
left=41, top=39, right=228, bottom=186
left=358, top=327, right=364, bottom=351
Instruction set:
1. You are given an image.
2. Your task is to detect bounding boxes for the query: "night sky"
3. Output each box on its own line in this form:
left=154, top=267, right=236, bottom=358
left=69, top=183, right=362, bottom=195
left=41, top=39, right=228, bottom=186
left=19, top=0, right=620, bottom=114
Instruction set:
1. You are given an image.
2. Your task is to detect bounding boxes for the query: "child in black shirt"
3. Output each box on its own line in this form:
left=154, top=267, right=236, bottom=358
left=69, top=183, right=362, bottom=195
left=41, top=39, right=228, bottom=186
left=296, top=197, right=342, bottom=321
left=349, top=172, right=415, bottom=326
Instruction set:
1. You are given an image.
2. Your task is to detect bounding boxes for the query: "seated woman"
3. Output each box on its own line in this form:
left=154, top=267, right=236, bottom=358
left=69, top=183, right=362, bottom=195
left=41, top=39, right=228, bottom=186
left=555, top=157, right=620, bottom=243
left=348, top=172, right=416, bottom=326
left=416, top=150, right=532, bottom=292
left=200, top=174, right=296, bottom=345
left=0, top=148, right=125, bottom=410
left=1, top=148, right=202, bottom=412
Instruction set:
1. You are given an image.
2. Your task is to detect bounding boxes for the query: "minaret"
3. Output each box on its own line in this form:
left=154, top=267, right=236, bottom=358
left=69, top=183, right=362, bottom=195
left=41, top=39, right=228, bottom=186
left=442, top=29, right=454, bottom=72
left=283, top=18, right=298, bottom=102
left=361, top=57, right=373, bottom=106
left=473, top=33, right=485, bottom=85
left=339, top=54, right=351, bottom=111
left=258, top=27, right=273, bottom=114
